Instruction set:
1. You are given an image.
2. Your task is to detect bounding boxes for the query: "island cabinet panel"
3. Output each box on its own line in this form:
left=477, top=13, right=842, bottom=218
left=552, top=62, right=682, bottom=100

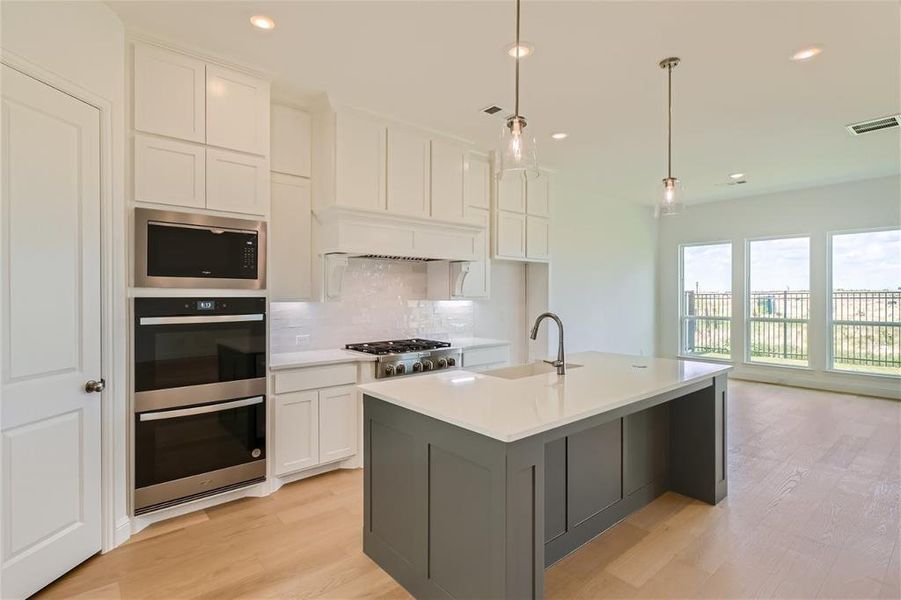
left=543, top=439, right=566, bottom=543
left=624, top=403, right=670, bottom=496
left=567, top=420, right=623, bottom=527
left=368, top=420, right=418, bottom=561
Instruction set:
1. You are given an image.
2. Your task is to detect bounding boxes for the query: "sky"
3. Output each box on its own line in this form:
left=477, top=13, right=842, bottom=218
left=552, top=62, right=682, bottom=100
left=682, top=230, right=901, bottom=293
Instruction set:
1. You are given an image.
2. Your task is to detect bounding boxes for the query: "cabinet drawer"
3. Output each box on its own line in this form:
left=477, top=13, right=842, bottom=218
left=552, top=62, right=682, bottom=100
left=273, top=363, right=357, bottom=394
left=463, top=345, right=511, bottom=368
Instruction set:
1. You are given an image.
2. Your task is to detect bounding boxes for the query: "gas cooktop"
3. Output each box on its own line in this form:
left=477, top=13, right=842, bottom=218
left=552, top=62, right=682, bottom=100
left=345, top=339, right=452, bottom=355
left=346, top=339, right=460, bottom=378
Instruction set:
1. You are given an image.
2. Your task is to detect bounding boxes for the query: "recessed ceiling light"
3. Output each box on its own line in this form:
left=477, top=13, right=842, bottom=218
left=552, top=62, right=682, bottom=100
left=729, top=172, right=745, bottom=179
left=791, top=45, right=822, bottom=61
left=506, top=42, right=534, bottom=58
left=551, top=132, right=568, bottom=140
left=250, top=15, right=275, bottom=30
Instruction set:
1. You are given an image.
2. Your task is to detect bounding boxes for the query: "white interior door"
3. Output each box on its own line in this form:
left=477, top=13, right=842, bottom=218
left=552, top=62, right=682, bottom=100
left=1, top=64, right=102, bottom=599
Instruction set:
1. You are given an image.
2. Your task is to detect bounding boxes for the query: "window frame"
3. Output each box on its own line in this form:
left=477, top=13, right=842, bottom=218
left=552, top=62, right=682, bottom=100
left=677, top=240, right=734, bottom=363
left=744, top=234, right=812, bottom=369
left=827, top=226, right=901, bottom=378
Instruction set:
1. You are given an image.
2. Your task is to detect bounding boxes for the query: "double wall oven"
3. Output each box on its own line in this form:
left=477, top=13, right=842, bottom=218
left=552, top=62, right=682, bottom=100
left=133, top=297, right=267, bottom=514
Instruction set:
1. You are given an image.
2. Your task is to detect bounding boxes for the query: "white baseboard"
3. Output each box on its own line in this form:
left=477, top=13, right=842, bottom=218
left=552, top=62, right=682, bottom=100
left=731, top=366, right=900, bottom=399
left=129, top=480, right=268, bottom=535
left=109, top=516, right=131, bottom=552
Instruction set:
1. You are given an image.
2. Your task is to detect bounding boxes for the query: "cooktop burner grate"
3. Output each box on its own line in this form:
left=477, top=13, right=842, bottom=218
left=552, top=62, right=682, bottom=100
left=345, top=338, right=452, bottom=355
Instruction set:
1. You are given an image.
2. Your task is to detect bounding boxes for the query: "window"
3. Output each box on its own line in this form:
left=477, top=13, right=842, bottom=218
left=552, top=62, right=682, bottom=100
left=747, top=237, right=810, bottom=367
left=830, top=229, right=901, bottom=376
left=680, top=243, right=732, bottom=360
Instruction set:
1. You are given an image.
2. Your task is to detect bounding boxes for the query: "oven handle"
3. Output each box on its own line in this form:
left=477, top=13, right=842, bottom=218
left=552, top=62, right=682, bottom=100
left=138, top=314, right=265, bottom=326
left=139, top=396, right=264, bottom=421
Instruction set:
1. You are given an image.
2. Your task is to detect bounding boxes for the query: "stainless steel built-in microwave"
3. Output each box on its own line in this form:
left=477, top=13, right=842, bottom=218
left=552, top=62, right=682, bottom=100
left=134, top=208, right=266, bottom=289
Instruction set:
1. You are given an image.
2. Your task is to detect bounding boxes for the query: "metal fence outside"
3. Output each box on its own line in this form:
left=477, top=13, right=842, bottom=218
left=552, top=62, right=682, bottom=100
left=681, top=290, right=901, bottom=371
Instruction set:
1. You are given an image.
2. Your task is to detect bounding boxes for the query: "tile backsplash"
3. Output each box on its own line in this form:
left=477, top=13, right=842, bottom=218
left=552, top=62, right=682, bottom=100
left=270, top=258, right=474, bottom=353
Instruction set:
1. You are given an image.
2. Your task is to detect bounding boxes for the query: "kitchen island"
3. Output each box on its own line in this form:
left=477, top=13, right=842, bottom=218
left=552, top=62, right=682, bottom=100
left=358, top=352, right=730, bottom=600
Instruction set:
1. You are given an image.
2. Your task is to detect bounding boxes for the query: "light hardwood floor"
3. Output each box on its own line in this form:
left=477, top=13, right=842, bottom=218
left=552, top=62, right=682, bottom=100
left=39, top=381, right=900, bottom=599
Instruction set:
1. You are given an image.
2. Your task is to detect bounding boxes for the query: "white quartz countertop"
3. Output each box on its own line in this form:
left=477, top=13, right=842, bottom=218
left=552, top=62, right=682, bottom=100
left=270, top=338, right=512, bottom=370
left=448, top=337, right=512, bottom=349
left=269, top=349, right=377, bottom=370
left=358, top=352, right=731, bottom=442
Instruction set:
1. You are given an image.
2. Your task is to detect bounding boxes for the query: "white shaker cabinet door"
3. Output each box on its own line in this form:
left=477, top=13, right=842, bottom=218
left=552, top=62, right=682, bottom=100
left=274, top=391, right=320, bottom=475
left=206, top=148, right=269, bottom=215
left=270, top=104, right=311, bottom=177
left=526, top=216, right=550, bottom=260
left=497, top=172, right=525, bottom=213
left=430, top=138, right=465, bottom=221
left=464, top=154, right=491, bottom=210
left=133, top=43, right=206, bottom=143
left=496, top=211, right=526, bottom=259
left=386, top=126, right=430, bottom=217
left=318, top=385, right=358, bottom=463
left=134, top=134, right=205, bottom=208
left=270, top=173, right=312, bottom=301
left=335, top=110, right=386, bottom=211
left=206, top=65, right=270, bottom=155
left=526, top=175, right=550, bottom=217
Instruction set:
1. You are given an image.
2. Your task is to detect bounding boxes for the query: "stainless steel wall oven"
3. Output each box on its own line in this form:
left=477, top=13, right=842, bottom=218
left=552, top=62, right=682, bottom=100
left=133, top=297, right=266, bottom=514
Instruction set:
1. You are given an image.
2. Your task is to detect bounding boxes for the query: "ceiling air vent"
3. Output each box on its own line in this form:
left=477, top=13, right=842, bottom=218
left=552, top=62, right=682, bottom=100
left=846, top=115, right=901, bottom=136
left=482, top=105, right=504, bottom=115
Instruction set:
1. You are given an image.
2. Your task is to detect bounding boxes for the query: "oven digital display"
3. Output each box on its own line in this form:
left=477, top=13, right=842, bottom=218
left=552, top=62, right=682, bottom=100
left=197, top=300, right=216, bottom=311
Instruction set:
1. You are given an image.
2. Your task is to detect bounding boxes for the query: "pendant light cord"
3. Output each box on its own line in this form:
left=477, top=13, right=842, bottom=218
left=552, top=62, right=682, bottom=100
left=514, top=0, right=521, bottom=117
left=667, top=62, right=673, bottom=179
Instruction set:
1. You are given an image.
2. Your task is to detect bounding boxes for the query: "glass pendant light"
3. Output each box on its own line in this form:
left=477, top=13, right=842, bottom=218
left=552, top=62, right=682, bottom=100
left=498, top=0, right=540, bottom=179
left=657, top=56, right=684, bottom=216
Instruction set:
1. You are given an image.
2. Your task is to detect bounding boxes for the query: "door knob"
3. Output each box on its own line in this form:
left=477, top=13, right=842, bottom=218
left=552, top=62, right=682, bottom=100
left=85, top=379, right=105, bottom=393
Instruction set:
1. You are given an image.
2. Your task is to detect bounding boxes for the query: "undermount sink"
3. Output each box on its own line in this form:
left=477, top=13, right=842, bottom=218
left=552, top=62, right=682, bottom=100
left=483, top=361, right=583, bottom=380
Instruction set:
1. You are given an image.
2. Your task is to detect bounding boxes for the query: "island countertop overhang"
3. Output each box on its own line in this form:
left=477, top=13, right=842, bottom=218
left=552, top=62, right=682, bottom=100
left=357, top=351, right=731, bottom=443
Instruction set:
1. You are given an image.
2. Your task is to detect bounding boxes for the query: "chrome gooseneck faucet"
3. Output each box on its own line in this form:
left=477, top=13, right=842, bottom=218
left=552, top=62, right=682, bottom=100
left=530, top=312, right=566, bottom=375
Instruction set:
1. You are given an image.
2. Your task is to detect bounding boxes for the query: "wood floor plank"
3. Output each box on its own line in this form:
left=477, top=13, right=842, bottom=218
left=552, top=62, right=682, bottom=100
left=35, top=382, right=900, bottom=600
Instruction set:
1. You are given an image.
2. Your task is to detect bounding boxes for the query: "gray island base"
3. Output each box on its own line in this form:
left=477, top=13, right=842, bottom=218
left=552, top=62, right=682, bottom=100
left=361, top=353, right=729, bottom=600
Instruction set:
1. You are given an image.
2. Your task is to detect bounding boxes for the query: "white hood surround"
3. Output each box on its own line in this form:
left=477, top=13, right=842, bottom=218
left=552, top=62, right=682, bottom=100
left=313, top=204, right=485, bottom=262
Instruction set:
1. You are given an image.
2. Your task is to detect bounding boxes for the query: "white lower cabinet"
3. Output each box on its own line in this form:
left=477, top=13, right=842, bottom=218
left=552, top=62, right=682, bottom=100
left=272, top=366, right=359, bottom=477
left=274, top=390, right=319, bottom=475
left=318, top=385, right=358, bottom=463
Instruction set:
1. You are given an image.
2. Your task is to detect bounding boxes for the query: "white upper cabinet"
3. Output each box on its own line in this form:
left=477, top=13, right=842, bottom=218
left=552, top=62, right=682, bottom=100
left=462, top=208, right=490, bottom=298
left=493, top=168, right=551, bottom=262
left=464, top=153, right=491, bottom=210
left=497, top=172, right=525, bottom=213
left=334, top=110, right=386, bottom=211
left=133, top=43, right=206, bottom=143
left=386, top=126, right=430, bottom=217
left=206, top=65, right=270, bottom=155
left=270, top=173, right=312, bottom=301
left=526, top=216, right=550, bottom=260
left=133, top=134, right=205, bottom=208
left=430, top=139, right=465, bottom=221
left=526, top=175, right=550, bottom=217
left=270, top=104, right=311, bottom=178
left=496, top=211, right=526, bottom=259
left=206, top=148, right=269, bottom=215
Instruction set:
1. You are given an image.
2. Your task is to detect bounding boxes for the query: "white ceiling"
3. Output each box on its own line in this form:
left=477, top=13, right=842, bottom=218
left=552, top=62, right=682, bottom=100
left=108, top=1, right=901, bottom=206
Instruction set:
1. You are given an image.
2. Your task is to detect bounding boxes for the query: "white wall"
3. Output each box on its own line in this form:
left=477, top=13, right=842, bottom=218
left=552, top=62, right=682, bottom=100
left=1, top=0, right=129, bottom=546
left=549, top=173, right=659, bottom=357
left=657, top=175, right=901, bottom=398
